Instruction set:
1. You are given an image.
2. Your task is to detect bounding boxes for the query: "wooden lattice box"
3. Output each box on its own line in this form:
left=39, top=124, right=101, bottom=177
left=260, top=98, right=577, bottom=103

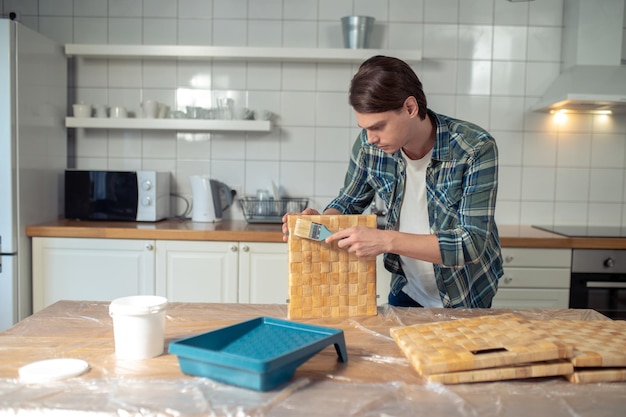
left=287, top=214, right=378, bottom=319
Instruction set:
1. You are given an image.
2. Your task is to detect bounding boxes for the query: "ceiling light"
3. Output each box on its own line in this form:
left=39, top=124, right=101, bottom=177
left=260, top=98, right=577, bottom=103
left=550, top=109, right=613, bottom=116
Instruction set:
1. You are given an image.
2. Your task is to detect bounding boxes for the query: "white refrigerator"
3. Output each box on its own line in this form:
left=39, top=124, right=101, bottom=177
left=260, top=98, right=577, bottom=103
left=0, top=20, right=67, bottom=331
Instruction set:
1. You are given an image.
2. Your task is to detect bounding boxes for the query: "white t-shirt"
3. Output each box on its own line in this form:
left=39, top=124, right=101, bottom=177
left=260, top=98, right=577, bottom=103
left=398, top=147, right=443, bottom=307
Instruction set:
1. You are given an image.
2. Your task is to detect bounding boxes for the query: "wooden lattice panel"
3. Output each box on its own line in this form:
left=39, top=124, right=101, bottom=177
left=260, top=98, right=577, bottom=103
left=427, top=360, right=574, bottom=384
left=527, top=319, right=626, bottom=367
left=526, top=319, right=626, bottom=384
left=287, top=214, right=377, bottom=319
left=567, top=368, right=626, bottom=384
left=390, top=314, right=573, bottom=376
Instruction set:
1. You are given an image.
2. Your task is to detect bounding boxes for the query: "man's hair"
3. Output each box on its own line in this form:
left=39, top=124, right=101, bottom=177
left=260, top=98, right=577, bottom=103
left=349, top=55, right=427, bottom=120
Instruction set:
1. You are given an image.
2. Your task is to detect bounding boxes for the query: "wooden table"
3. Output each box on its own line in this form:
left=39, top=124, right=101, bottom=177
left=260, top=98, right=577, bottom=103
left=0, top=301, right=623, bottom=416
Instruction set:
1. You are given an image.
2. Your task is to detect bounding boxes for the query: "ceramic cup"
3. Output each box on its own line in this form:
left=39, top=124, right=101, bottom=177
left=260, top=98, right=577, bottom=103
left=142, top=100, right=159, bottom=118
left=72, top=104, right=92, bottom=118
left=110, top=106, right=128, bottom=118
left=95, top=105, right=108, bottom=118
left=157, top=103, right=170, bottom=119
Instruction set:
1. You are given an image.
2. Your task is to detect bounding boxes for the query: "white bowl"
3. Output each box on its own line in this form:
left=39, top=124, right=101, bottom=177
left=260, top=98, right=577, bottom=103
left=72, top=104, right=92, bottom=118
left=110, top=106, right=128, bottom=118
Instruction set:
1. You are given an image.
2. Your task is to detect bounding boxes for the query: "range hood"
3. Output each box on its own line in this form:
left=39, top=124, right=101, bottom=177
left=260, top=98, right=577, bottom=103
left=532, top=0, right=626, bottom=114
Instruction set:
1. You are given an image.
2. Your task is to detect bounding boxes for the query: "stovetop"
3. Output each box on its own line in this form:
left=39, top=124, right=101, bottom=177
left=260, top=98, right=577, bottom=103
left=533, top=225, right=626, bottom=238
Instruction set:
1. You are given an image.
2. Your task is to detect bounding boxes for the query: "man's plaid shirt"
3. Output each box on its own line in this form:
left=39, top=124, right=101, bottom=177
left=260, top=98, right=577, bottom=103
left=326, top=109, right=503, bottom=308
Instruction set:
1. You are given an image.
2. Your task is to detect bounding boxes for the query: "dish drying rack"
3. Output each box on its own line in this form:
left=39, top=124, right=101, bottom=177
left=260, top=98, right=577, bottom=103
left=239, top=197, right=308, bottom=223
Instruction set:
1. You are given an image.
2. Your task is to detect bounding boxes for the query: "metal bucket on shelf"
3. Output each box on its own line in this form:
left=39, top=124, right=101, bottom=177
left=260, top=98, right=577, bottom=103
left=341, top=16, right=375, bottom=49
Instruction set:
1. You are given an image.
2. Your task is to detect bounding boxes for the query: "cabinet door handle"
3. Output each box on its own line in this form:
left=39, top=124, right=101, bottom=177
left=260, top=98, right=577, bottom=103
left=229, top=244, right=238, bottom=252
left=503, top=276, right=513, bottom=284
left=587, top=281, right=626, bottom=288
left=241, top=245, right=250, bottom=252
left=504, top=256, right=514, bottom=263
left=145, top=243, right=154, bottom=251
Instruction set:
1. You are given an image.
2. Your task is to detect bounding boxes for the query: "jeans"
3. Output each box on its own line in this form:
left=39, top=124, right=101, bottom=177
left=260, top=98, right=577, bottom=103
left=388, top=290, right=423, bottom=307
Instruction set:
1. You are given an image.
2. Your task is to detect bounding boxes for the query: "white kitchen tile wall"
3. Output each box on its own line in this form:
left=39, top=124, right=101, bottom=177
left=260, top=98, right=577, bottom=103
left=3, top=0, right=626, bottom=227
left=455, top=95, right=491, bottom=128
left=249, top=0, right=281, bottom=20
left=522, top=132, right=557, bottom=166
left=280, top=127, right=315, bottom=161
left=458, top=25, right=492, bottom=60
left=522, top=167, right=556, bottom=202
left=459, top=0, right=493, bottom=25
left=39, top=0, right=72, bottom=16
left=591, top=134, right=626, bottom=168
left=589, top=203, right=623, bottom=226
left=555, top=168, right=589, bottom=202
left=108, top=18, right=142, bottom=44
left=109, top=0, right=142, bottom=18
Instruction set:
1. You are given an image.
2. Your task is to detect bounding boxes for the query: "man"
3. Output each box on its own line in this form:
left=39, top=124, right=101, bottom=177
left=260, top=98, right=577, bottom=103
left=282, top=55, right=503, bottom=308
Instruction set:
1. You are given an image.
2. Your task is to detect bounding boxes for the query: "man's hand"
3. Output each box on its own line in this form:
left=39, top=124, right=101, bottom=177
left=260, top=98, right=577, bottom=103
left=324, top=226, right=388, bottom=258
left=281, top=207, right=320, bottom=242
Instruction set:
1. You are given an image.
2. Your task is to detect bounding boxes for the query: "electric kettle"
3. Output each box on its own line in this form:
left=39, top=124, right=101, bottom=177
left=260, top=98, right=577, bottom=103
left=189, top=176, right=235, bottom=222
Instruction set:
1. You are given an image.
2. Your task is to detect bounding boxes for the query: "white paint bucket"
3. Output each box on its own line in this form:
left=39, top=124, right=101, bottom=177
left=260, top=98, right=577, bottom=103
left=109, top=295, right=168, bottom=359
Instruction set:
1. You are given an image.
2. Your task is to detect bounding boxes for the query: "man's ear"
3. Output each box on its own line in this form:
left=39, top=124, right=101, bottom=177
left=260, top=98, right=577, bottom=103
left=404, top=96, right=419, bottom=118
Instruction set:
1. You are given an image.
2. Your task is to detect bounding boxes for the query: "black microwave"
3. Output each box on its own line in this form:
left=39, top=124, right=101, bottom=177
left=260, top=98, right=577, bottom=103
left=65, top=170, right=171, bottom=222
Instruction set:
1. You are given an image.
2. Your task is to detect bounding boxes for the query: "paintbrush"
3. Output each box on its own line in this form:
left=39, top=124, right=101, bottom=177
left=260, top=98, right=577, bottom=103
left=293, top=218, right=334, bottom=241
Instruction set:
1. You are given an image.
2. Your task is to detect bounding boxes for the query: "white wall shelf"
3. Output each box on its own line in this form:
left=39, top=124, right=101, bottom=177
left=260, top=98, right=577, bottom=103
left=64, top=44, right=422, bottom=63
left=65, top=45, right=421, bottom=133
left=65, top=117, right=271, bottom=132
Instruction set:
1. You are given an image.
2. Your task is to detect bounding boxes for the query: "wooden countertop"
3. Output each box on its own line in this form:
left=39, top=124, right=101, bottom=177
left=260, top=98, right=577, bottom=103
left=0, top=301, right=620, bottom=416
left=498, top=225, right=626, bottom=249
left=25, top=220, right=626, bottom=249
left=26, top=218, right=285, bottom=242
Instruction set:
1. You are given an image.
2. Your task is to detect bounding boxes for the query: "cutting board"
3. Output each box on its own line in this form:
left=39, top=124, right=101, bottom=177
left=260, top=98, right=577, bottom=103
left=390, top=314, right=573, bottom=378
left=287, top=214, right=377, bottom=319
left=527, top=319, right=626, bottom=383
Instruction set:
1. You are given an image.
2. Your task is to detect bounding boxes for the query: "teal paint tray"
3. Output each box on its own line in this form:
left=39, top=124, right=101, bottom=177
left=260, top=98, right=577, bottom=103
left=168, top=317, right=348, bottom=391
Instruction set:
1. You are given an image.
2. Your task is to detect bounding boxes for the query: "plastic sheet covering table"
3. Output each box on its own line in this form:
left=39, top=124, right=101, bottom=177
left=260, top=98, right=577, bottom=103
left=0, top=301, right=624, bottom=416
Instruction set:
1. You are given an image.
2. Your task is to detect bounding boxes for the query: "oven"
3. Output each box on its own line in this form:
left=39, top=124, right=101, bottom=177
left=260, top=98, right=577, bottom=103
left=570, top=249, right=626, bottom=319
left=533, top=225, right=626, bottom=319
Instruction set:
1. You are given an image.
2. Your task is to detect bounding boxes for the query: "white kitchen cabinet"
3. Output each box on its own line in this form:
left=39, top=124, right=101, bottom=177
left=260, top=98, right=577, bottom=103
left=32, top=237, right=156, bottom=313
left=238, top=242, right=289, bottom=304
left=32, top=237, right=289, bottom=311
left=491, top=248, right=572, bottom=309
left=155, top=240, right=288, bottom=304
left=155, top=240, right=239, bottom=303
left=161, top=241, right=385, bottom=306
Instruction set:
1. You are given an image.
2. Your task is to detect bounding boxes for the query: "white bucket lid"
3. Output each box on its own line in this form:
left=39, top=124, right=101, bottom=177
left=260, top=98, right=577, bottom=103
left=19, top=358, right=89, bottom=383
left=109, top=295, right=168, bottom=316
